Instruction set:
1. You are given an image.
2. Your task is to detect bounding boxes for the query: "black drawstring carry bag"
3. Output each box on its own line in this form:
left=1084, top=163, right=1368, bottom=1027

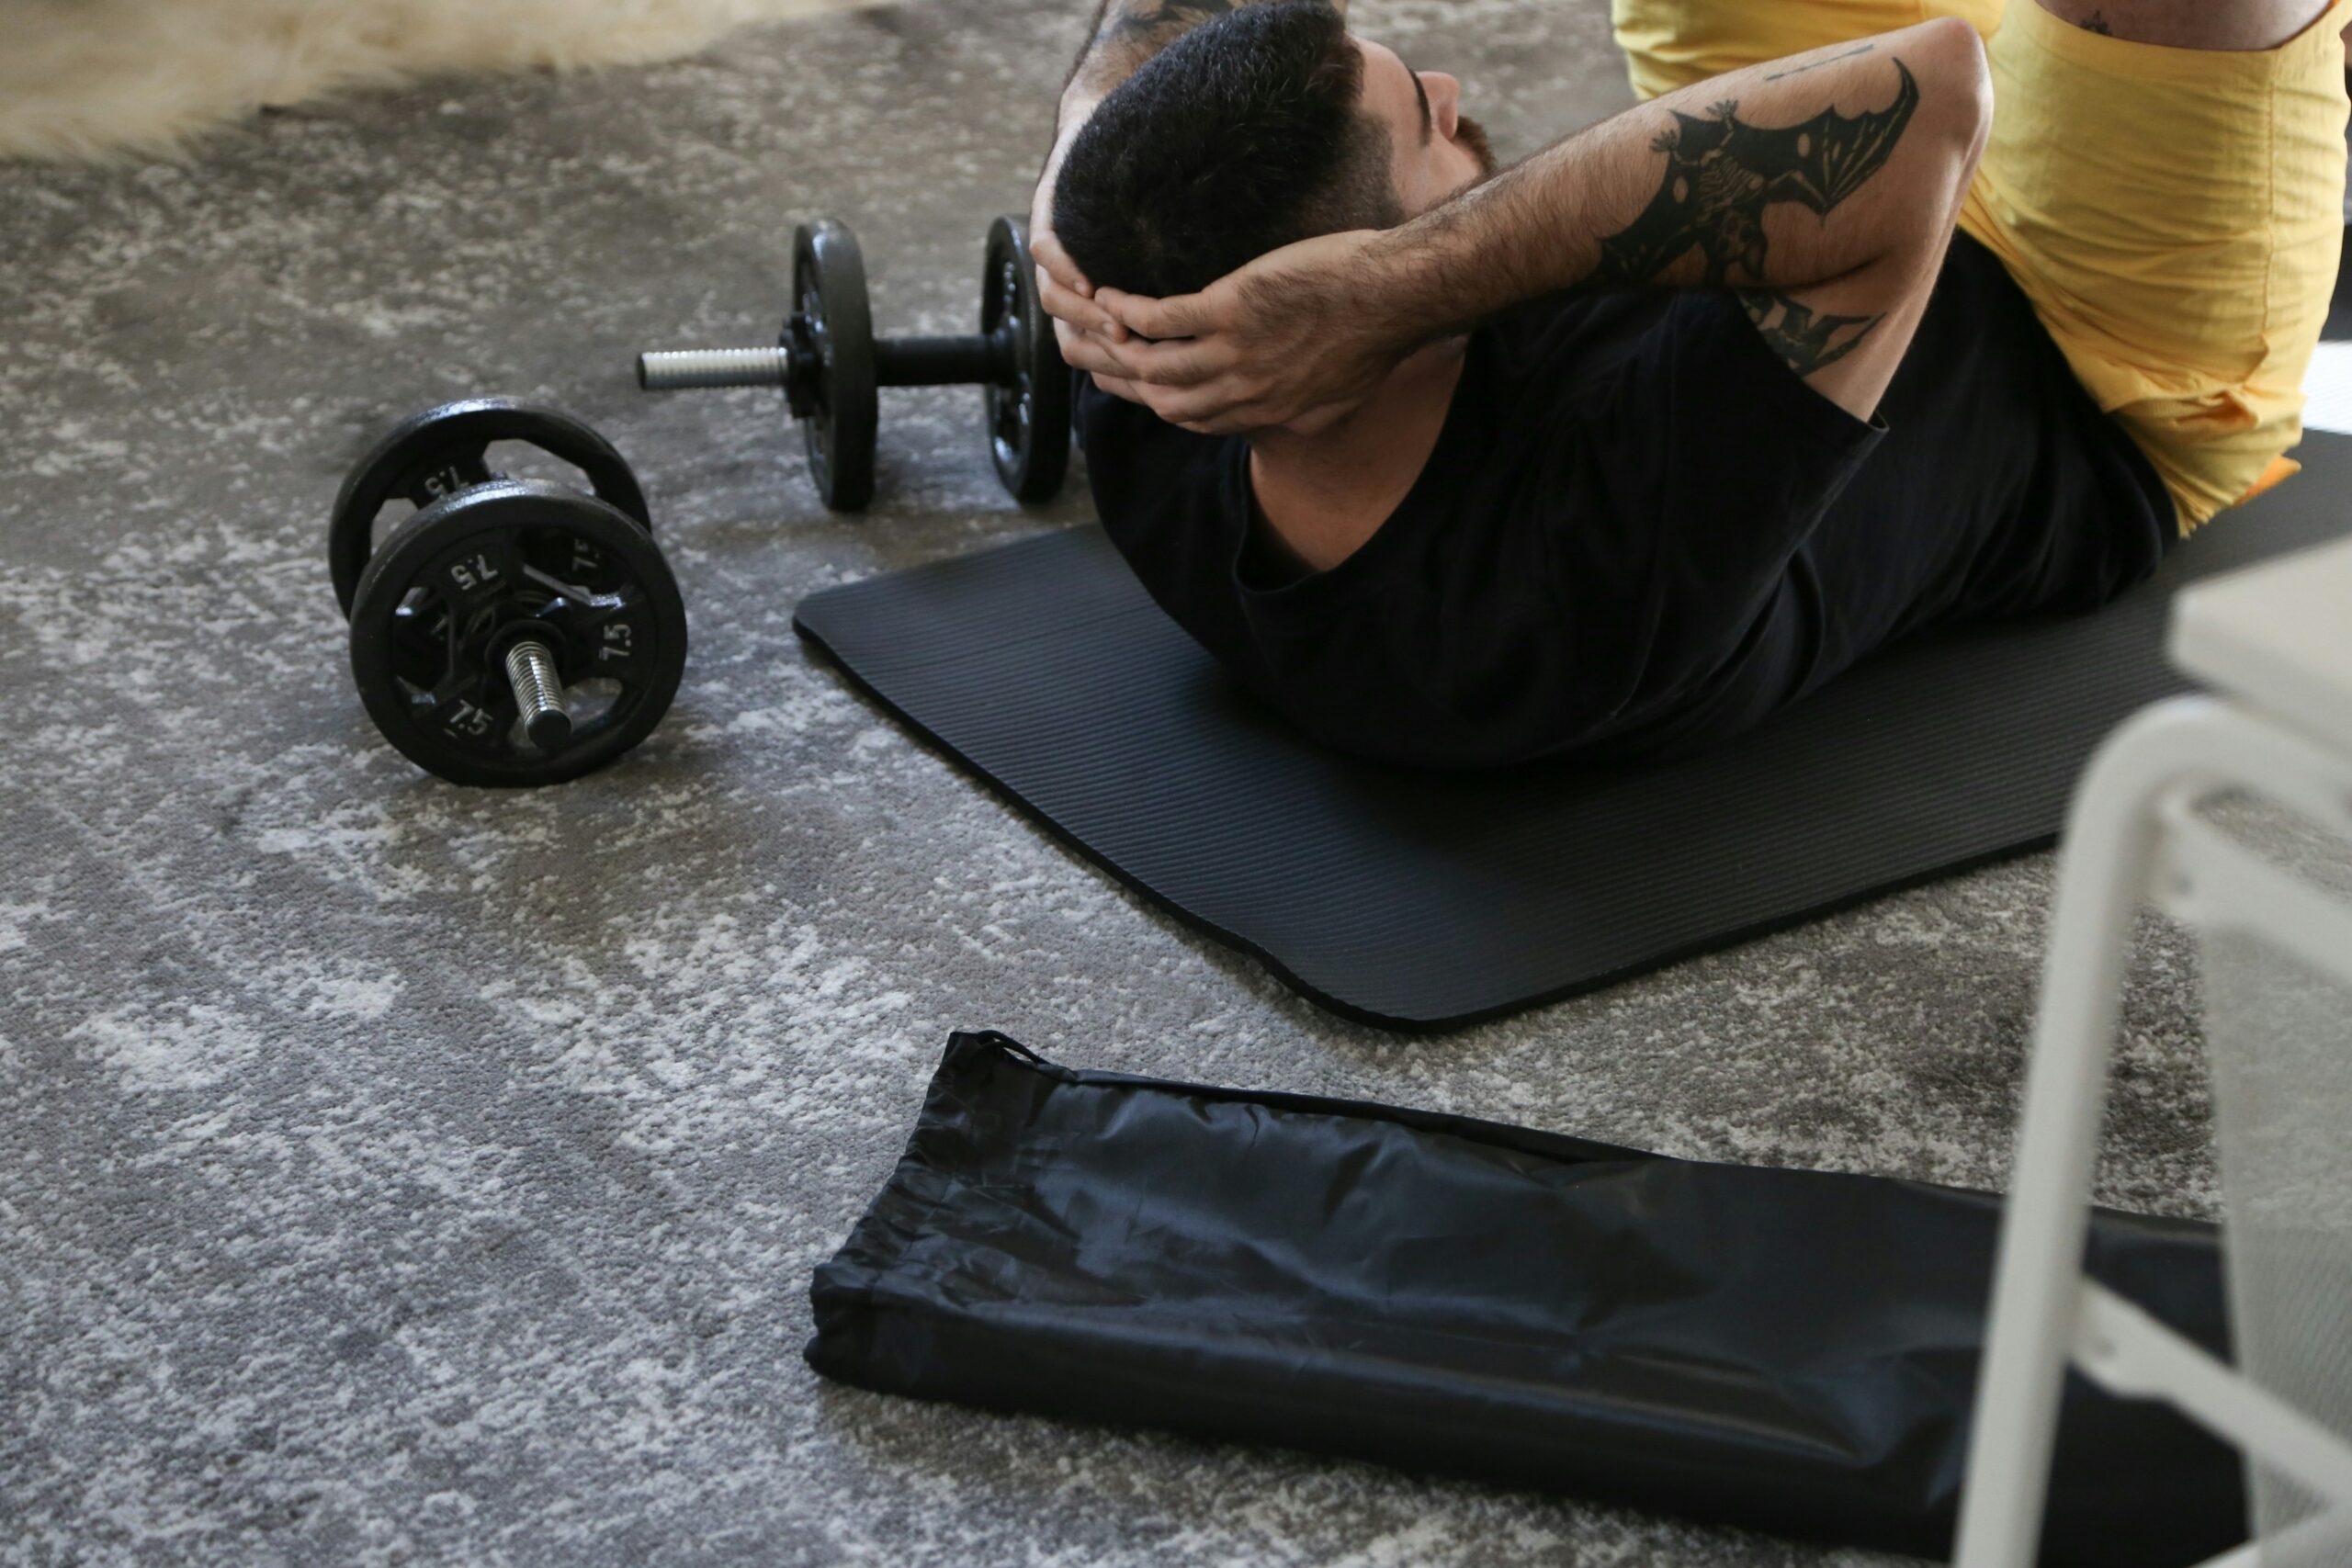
left=808, top=1032, right=2243, bottom=1564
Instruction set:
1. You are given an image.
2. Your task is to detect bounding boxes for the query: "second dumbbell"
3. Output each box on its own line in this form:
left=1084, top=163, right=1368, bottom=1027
left=637, top=214, right=1070, bottom=513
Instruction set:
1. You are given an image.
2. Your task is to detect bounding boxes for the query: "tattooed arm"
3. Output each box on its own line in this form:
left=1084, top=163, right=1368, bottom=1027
left=1079, top=17, right=1993, bottom=427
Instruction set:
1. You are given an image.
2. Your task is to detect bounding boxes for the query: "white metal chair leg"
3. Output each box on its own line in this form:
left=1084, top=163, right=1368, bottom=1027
left=1954, top=536, right=2352, bottom=1565
left=1955, top=694, right=2352, bottom=1566
left=1950, top=705, right=2193, bottom=1567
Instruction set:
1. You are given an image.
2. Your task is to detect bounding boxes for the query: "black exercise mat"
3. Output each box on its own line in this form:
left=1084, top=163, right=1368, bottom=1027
left=794, top=434, right=2352, bottom=1029
left=808, top=1032, right=2243, bottom=1567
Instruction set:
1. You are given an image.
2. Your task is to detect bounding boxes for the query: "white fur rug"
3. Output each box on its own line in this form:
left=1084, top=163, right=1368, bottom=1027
left=0, top=0, right=880, bottom=160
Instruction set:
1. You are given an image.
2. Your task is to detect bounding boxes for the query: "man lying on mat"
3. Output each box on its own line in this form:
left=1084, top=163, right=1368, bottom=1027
left=1027, top=0, right=2348, bottom=766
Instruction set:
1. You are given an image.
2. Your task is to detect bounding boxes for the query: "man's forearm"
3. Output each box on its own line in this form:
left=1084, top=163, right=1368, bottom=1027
left=1367, top=19, right=1988, bottom=347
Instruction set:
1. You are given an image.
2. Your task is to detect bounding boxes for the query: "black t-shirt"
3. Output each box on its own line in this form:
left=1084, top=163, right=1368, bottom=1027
left=1075, top=233, right=2177, bottom=768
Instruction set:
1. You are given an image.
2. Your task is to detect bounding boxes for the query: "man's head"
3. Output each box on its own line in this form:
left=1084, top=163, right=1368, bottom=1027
left=1052, top=1, right=1496, bottom=299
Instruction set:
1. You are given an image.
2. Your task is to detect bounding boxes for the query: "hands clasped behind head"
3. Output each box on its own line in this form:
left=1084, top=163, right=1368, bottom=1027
left=1035, top=229, right=1409, bottom=436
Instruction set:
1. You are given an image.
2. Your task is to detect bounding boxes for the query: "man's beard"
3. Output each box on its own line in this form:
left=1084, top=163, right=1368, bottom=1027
left=1454, top=112, right=1500, bottom=179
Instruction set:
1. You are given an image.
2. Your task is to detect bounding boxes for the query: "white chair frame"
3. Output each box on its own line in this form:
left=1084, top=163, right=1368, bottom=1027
left=1954, top=694, right=2352, bottom=1568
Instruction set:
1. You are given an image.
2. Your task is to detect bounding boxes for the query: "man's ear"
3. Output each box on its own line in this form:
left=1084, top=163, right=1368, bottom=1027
left=1425, top=72, right=1462, bottom=141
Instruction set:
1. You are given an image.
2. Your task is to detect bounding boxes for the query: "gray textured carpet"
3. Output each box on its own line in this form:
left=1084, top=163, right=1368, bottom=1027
left=0, top=1, right=2225, bottom=1563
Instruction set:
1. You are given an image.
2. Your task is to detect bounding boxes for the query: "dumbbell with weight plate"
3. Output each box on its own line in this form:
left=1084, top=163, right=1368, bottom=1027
left=331, top=400, right=688, bottom=787
left=636, top=214, right=1070, bottom=512
left=328, top=398, right=651, bottom=616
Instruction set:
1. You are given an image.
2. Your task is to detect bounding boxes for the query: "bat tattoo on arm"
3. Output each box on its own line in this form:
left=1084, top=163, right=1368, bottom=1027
left=1589, top=59, right=1921, bottom=288
left=1737, top=291, right=1883, bottom=378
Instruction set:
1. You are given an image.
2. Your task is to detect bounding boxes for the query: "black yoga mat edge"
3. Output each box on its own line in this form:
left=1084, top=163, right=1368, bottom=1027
left=791, top=609, right=1419, bottom=1027
left=793, top=588, right=2064, bottom=1034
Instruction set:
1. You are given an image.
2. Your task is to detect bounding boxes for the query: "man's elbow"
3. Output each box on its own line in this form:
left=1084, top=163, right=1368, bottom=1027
left=1905, top=16, right=1994, bottom=187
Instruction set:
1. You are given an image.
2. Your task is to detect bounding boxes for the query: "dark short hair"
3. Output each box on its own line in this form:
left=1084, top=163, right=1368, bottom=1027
left=1052, top=2, right=1402, bottom=299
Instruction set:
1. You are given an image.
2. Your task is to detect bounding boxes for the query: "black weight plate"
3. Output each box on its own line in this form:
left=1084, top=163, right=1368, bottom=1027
left=329, top=399, right=650, bottom=617
left=793, top=220, right=879, bottom=513
left=982, top=215, right=1071, bottom=504
left=346, top=479, right=687, bottom=787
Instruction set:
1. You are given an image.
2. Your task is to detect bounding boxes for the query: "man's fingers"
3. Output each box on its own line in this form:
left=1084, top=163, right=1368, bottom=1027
left=1038, top=272, right=1126, bottom=344
left=1170, top=411, right=1258, bottom=437
left=1029, top=230, right=1126, bottom=344
left=1105, top=337, right=1232, bottom=388
left=1028, top=231, right=1091, bottom=297
left=1094, top=288, right=1210, bottom=342
left=1044, top=263, right=1095, bottom=305
left=1090, top=371, right=1149, bottom=406
left=1057, top=329, right=1132, bottom=378
left=1053, top=323, right=1092, bottom=366
left=1058, top=316, right=1230, bottom=387
left=1138, top=385, right=1255, bottom=430
left=1057, top=321, right=1154, bottom=381
left=1036, top=269, right=1093, bottom=324
left=1158, top=389, right=1356, bottom=437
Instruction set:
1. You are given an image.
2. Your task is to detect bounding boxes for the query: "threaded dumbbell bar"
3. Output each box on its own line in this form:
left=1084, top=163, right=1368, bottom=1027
left=638, top=346, right=791, bottom=391
left=638, top=333, right=1013, bottom=395
left=503, top=638, right=571, bottom=751
left=632, top=215, right=1069, bottom=512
